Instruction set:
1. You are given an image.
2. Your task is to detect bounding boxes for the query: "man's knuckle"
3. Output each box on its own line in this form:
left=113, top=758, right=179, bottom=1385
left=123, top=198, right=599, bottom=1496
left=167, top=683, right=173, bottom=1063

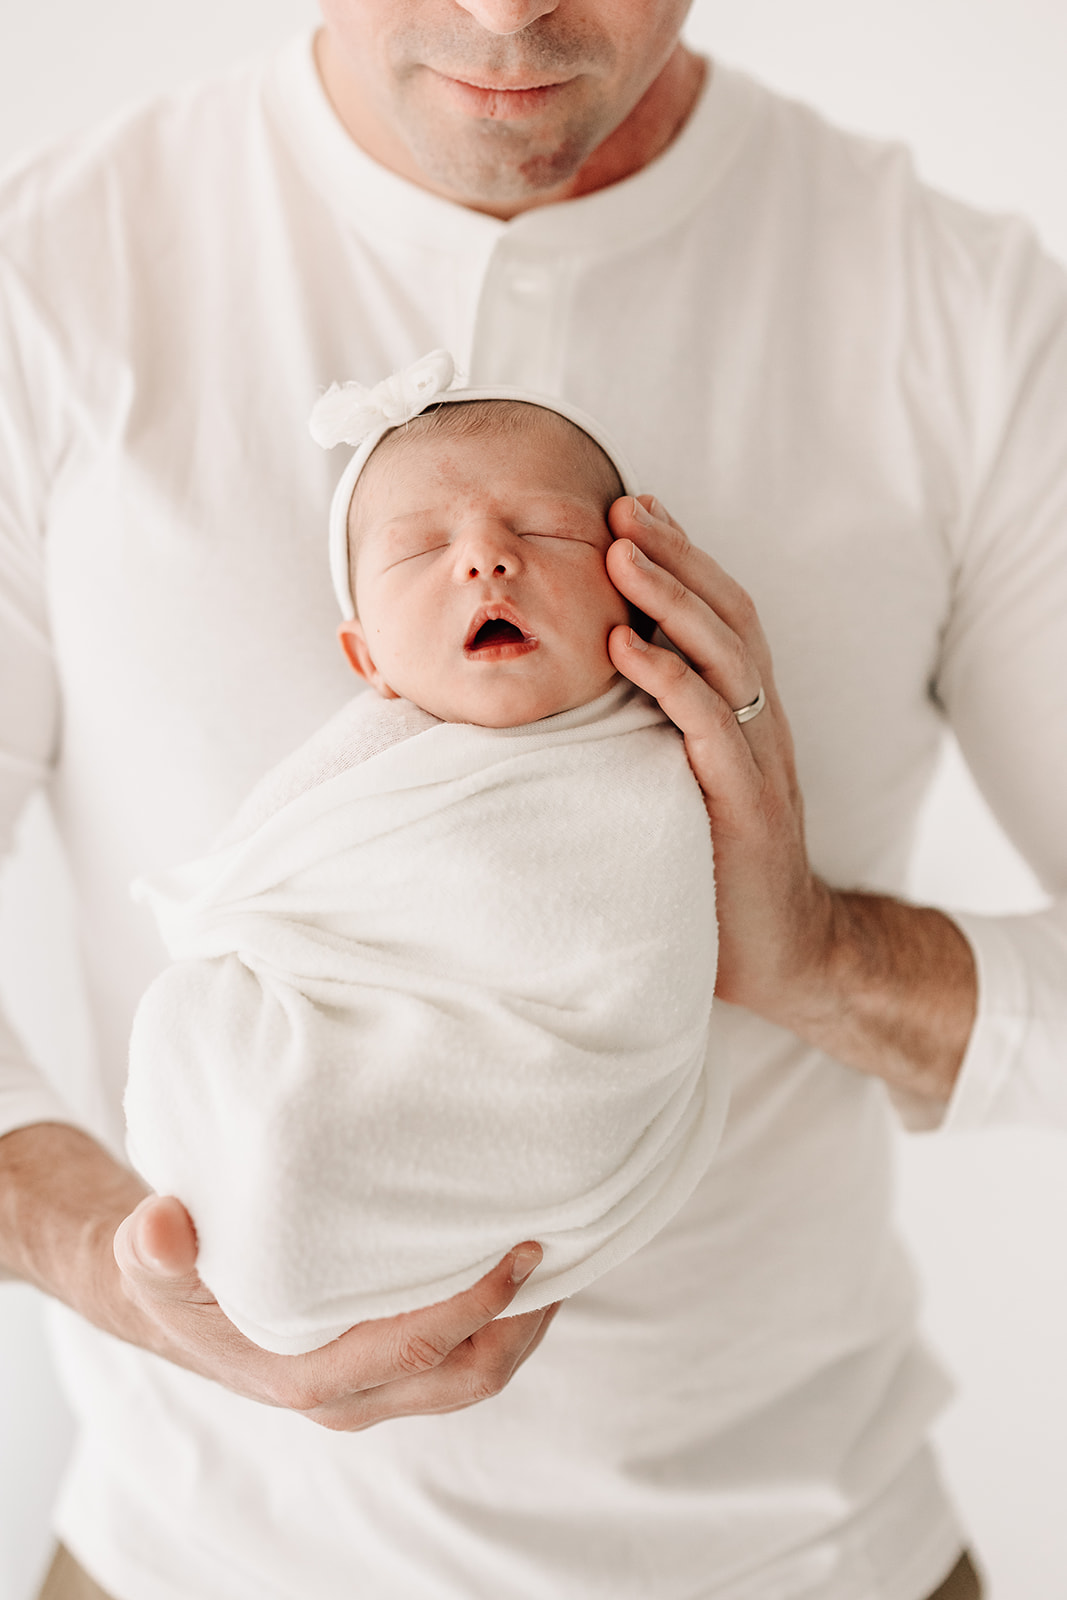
left=392, top=1327, right=450, bottom=1376
left=462, top=1346, right=514, bottom=1404
left=762, top=784, right=795, bottom=834
left=711, top=697, right=738, bottom=735
left=660, top=519, right=689, bottom=560
left=662, top=571, right=689, bottom=607
left=662, top=649, right=690, bottom=685
left=464, top=1277, right=507, bottom=1322
left=465, top=1366, right=508, bottom=1404
left=464, top=1292, right=506, bottom=1332
left=731, top=586, right=759, bottom=634
left=723, top=630, right=750, bottom=675
left=267, top=1374, right=309, bottom=1411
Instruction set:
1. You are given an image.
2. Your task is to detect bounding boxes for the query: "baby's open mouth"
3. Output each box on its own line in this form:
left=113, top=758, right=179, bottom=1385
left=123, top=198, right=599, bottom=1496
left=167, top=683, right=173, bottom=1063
left=469, top=618, right=526, bottom=649
left=464, top=607, right=538, bottom=656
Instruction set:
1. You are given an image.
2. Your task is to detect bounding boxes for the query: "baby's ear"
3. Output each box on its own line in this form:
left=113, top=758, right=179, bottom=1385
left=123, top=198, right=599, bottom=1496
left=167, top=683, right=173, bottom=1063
left=336, top=621, right=400, bottom=698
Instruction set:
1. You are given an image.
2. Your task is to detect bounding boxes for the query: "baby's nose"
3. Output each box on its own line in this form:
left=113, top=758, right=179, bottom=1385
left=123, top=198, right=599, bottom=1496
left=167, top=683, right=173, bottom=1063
left=463, top=553, right=512, bottom=578
left=455, top=521, right=522, bottom=579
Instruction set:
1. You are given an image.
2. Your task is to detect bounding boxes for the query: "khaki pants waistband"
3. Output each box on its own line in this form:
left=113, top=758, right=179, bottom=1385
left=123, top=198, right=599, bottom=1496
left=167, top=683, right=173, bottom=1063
left=37, top=1540, right=984, bottom=1599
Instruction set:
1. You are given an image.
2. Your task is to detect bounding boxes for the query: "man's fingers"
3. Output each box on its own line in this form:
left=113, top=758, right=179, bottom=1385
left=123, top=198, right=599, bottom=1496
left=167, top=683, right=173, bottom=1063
left=623, top=492, right=686, bottom=533
left=502, top=1297, right=561, bottom=1373
left=608, top=618, right=758, bottom=744
left=608, top=496, right=761, bottom=650
left=391, top=1299, right=556, bottom=1413
left=607, top=593, right=768, bottom=740
left=414, top=1299, right=562, bottom=1411
left=379, top=1240, right=543, bottom=1372
left=313, top=1301, right=561, bottom=1432
left=318, top=1241, right=543, bottom=1394
left=606, top=535, right=770, bottom=716
left=112, top=1212, right=545, bottom=1421
left=608, top=624, right=772, bottom=833
left=112, top=1210, right=549, bottom=1430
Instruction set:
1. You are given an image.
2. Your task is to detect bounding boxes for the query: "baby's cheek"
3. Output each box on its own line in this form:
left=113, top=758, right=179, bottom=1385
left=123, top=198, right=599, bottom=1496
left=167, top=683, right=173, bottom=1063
left=599, top=567, right=633, bottom=629
left=594, top=561, right=650, bottom=643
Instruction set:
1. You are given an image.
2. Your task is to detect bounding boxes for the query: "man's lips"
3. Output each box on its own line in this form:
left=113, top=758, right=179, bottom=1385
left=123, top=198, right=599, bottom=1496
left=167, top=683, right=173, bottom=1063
left=464, top=604, right=539, bottom=657
left=449, top=73, right=568, bottom=92
left=430, top=71, right=572, bottom=119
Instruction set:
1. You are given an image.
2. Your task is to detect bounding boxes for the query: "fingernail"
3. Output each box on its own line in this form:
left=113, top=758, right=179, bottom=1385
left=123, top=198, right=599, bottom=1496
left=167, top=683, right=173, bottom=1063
left=625, top=628, right=648, bottom=652
left=628, top=540, right=654, bottom=570
left=126, top=1214, right=159, bottom=1272
left=630, top=497, right=653, bottom=525
left=647, top=496, right=664, bottom=519
left=128, top=1199, right=177, bottom=1275
left=509, top=1245, right=541, bottom=1285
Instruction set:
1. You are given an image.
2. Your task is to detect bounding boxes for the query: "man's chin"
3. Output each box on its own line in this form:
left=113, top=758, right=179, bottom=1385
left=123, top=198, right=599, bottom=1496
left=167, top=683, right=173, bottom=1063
left=398, top=103, right=603, bottom=210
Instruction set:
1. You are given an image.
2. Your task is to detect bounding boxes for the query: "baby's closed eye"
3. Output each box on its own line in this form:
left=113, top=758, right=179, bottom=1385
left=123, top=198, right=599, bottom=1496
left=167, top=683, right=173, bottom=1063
left=383, top=537, right=449, bottom=568
left=521, top=529, right=604, bottom=547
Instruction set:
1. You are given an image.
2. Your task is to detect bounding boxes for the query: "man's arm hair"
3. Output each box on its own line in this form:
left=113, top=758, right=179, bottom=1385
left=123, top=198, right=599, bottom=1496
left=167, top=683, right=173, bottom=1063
left=0, top=1122, right=150, bottom=1339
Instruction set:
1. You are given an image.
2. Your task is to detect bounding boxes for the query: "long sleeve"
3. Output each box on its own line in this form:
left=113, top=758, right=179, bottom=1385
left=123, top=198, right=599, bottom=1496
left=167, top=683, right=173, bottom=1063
left=0, top=251, right=82, bottom=1136
left=932, top=216, right=1067, bottom=1128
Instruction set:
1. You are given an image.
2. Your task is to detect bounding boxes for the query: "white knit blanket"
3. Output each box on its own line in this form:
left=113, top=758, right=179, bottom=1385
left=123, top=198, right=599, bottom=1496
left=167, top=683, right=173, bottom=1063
left=125, top=683, right=723, bottom=1354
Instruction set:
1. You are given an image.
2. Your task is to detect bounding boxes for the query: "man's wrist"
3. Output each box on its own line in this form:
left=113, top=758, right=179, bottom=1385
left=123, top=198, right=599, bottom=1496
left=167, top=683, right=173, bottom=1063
left=766, top=889, right=978, bottom=1104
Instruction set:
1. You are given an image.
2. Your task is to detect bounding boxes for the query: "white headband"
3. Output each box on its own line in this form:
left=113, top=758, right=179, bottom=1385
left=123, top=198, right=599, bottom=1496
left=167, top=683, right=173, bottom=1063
left=308, top=350, right=641, bottom=620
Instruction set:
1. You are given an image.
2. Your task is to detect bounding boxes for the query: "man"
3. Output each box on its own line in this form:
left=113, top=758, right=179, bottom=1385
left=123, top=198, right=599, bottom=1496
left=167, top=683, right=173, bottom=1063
left=2, top=1, right=1064, bottom=1595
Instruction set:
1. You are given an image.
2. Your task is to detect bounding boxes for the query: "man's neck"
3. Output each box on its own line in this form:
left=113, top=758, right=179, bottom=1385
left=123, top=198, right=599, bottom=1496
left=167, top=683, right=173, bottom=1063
left=314, top=31, right=706, bottom=220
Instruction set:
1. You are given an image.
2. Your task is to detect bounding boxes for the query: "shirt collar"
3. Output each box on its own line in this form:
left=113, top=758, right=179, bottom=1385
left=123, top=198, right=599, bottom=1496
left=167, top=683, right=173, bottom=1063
left=265, top=29, right=758, bottom=258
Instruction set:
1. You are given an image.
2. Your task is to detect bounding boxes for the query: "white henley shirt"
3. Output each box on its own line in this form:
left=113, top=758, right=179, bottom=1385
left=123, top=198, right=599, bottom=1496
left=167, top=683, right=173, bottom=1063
left=2, top=31, right=1066, bottom=1600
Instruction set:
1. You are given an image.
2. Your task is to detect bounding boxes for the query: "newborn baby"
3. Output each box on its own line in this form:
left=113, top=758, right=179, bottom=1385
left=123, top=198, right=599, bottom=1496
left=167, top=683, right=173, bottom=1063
left=125, top=353, right=722, bottom=1355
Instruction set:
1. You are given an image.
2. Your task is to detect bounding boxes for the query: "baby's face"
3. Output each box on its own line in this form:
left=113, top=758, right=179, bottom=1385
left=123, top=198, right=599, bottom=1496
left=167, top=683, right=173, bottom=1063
left=340, top=415, right=631, bottom=727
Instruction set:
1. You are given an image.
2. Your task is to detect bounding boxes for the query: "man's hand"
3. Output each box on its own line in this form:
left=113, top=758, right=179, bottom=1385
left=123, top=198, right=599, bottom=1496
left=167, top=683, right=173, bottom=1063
left=1, top=1123, right=557, bottom=1431
left=604, top=494, right=977, bottom=1105
left=606, top=494, right=826, bottom=1022
left=113, top=1193, right=554, bottom=1430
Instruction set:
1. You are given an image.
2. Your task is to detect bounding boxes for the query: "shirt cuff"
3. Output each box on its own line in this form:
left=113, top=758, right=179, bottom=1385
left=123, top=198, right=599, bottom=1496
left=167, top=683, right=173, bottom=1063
left=942, top=908, right=1058, bottom=1130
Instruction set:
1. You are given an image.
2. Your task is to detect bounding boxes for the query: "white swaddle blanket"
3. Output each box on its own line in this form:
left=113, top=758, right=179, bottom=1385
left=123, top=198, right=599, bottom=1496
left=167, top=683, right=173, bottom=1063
left=125, top=682, right=723, bottom=1354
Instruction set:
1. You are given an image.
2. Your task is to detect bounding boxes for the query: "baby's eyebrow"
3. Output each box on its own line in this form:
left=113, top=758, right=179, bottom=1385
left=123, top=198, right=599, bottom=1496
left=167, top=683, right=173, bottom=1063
left=378, top=508, right=443, bottom=529
left=366, top=511, right=447, bottom=544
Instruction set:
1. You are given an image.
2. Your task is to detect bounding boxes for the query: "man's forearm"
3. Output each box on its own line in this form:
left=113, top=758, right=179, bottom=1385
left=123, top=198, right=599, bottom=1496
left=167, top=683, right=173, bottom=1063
left=773, top=890, right=978, bottom=1105
left=0, top=1122, right=148, bottom=1337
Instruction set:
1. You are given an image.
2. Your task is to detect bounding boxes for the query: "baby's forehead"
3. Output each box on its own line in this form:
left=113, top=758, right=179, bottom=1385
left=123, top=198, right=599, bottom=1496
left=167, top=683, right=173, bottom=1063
left=352, top=401, right=620, bottom=527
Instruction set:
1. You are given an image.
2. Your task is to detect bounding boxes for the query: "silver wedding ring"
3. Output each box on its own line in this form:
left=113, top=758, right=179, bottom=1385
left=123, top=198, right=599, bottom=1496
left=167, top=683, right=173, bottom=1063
left=733, top=686, right=767, bottom=725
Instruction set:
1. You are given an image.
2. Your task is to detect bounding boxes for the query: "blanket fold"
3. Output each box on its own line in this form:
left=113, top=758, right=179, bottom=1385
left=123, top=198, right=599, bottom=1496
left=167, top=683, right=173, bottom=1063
left=125, top=684, right=723, bottom=1354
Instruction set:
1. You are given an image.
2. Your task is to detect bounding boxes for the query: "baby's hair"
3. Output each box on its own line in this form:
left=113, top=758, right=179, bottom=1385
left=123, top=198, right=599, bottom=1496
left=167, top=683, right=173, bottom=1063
left=379, top=400, right=624, bottom=507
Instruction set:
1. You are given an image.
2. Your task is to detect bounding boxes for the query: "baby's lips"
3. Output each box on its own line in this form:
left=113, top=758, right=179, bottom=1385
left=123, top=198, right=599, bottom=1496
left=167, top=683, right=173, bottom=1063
left=463, top=601, right=535, bottom=650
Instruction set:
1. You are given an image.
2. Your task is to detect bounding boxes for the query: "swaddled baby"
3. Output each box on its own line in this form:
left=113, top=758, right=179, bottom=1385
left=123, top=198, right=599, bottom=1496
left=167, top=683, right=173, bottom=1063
left=124, top=353, right=723, bottom=1355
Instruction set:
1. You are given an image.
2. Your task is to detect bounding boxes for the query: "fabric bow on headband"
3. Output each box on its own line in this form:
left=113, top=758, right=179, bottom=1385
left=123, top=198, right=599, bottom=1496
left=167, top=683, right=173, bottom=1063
left=308, top=349, right=458, bottom=448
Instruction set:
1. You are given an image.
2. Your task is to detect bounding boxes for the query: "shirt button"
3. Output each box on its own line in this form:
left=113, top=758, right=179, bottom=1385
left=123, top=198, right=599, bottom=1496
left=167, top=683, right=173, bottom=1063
left=508, top=265, right=550, bottom=296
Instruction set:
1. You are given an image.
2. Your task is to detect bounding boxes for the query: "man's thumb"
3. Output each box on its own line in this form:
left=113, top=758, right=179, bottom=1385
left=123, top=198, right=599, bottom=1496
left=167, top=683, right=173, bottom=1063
left=114, top=1194, right=200, bottom=1290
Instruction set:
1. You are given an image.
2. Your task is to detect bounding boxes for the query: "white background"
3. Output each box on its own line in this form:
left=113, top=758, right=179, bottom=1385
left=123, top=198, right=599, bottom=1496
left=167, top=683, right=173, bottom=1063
left=1, top=3, right=1065, bottom=1597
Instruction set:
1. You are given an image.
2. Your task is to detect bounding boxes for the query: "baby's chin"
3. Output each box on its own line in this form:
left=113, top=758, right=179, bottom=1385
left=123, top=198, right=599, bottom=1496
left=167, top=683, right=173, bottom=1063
left=398, top=668, right=622, bottom=728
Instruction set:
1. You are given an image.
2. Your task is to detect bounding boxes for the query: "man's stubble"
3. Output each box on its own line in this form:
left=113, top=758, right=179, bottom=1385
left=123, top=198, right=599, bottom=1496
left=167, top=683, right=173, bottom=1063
left=392, top=21, right=618, bottom=203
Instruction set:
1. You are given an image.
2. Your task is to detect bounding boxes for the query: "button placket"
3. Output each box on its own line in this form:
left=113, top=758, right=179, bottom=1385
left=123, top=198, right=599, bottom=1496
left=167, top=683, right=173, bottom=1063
left=468, top=244, right=566, bottom=392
